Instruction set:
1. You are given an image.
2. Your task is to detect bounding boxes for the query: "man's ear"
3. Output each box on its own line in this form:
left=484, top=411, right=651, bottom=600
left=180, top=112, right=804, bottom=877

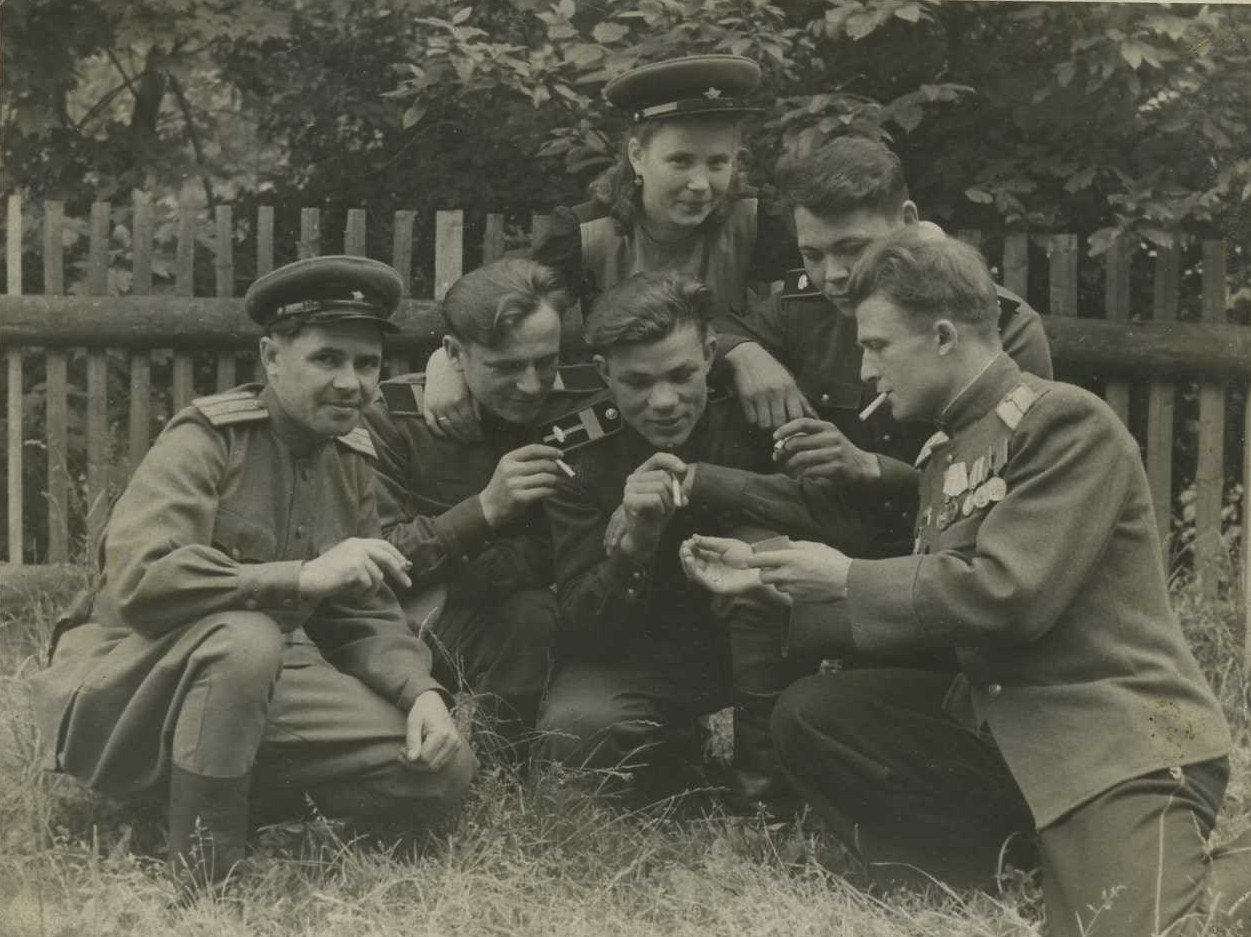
left=593, top=353, right=611, bottom=385
left=259, top=335, right=280, bottom=379
left=443, top=334, right=466, bottom=371
left=627, top=136, right=645, bottom=178
left=900, top=200, right=920, bottom=226
left=702, top=332, right=718, bottom=368
left=934, top=318, right=959, bottom=356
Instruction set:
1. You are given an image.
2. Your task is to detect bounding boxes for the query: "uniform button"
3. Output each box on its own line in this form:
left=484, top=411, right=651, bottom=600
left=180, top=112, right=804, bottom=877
left=295, top=525, right=306, bottom=538
left=882, top=433, right=892, bottom=443
left=631, top=570, right=643, bottom=581
left=820, top=393, right=830, bottom=405
left=245, top=598, right=259, bottom=610
left=883, top=500, right=893, bottom=511
left=230, top=546, right=242, bottom=559
left=461, top=554, right=471, bottom=563
left=626, top=588, right=637, bottom=599
left=987, top=683, right=1003, bottom=698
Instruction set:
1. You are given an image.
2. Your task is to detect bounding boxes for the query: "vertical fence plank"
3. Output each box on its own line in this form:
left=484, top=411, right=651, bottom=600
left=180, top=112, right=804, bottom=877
left=1243, top=372, right=1250, bottom=666
left=299, top=208, right=321, bottom=260
left=214, top=205, right=236, bottom=391
left=1048, top=234, right=1079, bottom=318
left=483, top=213, right=506, bottom=263
left=1195, top=240, right=1227, bottom=597
left=1146, top=246, right=1179, bottom=557
left=434, top=210, right=464, bottom=301
left=530, top=213, right=553, bottom=254
left=390, top=210, right=416, bottom=375
left=85, top=202, right=111, bottom=551
left=257, top=206, right=275, bottom=277
left=1103, top=237, right=1132, bottom=425
left=44, top=200, right=68, bottom=563
left=345, top=208, right=366, bottom=257
left=5, top=194, right=22, bottom=563
left=129, top=196, right=154, bottom=476
left=1003, top=232, right=1029, bottom=299
left=172, top=204, right=196, bottom=413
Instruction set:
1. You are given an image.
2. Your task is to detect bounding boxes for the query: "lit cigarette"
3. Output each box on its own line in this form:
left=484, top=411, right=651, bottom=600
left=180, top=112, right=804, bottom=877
left=556, top=458, right=575, bottom=479
left=858, top=392, right=888, bottom=422
left=672, top=475, right=683, bottom=507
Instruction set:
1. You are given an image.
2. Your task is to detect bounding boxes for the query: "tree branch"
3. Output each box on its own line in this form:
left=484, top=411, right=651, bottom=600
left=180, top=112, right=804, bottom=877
left=168, top=74, right=216, bottom=209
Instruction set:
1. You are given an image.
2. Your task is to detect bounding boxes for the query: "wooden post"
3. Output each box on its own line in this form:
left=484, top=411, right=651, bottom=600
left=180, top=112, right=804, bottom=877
left=256, top=206, right=275, bottom=277
left=483, top=213, right=506, bottom=263
left=1048, top=234, right=1079, bottom=318
left=5, top=193, right=22, bottom=564
left=1103, top=237, right=1132, bottom=425
left=434, top=209, right=463, bottom=301
left=85, top=202, right=111, bottom=550
left=1195, top=240, right=1227, bottom=598
left=214, top=205, right=236, bottom=391
left=1003, top=233, right=1029, bottom=298
left=44, top=200, right=69, bottom=563
left=1243, top=372, right=1250, bottom=667
left=172, top=204, right=196, bottom=413
left=1146, top=246, right=1179, bottom=559
left=345, top=208, right=366, bottom=257
left=129, top=195, right=154, bottom=476
left=390, top=210, right=416, bottom=375
left=299, top=208, right=321, bottom=260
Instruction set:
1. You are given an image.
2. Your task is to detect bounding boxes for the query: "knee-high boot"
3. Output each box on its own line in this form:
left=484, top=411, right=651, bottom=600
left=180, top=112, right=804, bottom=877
left=167, top=765, right=251, bottom=895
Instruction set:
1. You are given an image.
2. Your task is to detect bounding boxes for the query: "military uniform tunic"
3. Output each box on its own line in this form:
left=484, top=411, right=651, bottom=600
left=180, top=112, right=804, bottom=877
left=32, top=385, right=471, bottom=814
left=770, top=355, right=1234, bottom=935
left=713, top=275, right=1053, bottom=553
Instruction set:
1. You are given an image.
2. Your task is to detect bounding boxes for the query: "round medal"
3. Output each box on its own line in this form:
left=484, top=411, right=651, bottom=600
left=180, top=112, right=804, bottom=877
left=987, top=476, right=1008, bottom=502
left=974, top=484, right=991, bottom=509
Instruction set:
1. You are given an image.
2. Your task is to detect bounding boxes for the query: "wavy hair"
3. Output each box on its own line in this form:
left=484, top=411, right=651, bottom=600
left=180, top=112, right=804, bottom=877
left=441, top=258, right=572, bottom=348
left=585, top=269, right=713, bottom=352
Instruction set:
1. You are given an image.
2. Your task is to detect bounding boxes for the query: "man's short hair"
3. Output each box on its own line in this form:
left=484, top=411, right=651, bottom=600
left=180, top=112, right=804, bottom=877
left=775, top=135, right=910, bottom=220
left=847, top=227, right=999, bottom=334
left=441, top=258, right=571, bottom=348
left=585, top=270, right=713, bottom=353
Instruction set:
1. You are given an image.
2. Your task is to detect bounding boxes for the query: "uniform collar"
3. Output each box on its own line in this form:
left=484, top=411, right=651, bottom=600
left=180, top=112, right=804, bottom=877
left=259, top=384, right=331, bottom=458
left=937, top=353, right=1021, bottom=434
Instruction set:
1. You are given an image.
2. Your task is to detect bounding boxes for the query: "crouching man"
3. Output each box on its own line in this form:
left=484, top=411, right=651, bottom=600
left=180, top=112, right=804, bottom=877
left=32, top=256, right=476, bottom=897
left=682, top=229, right=1249, bottom=936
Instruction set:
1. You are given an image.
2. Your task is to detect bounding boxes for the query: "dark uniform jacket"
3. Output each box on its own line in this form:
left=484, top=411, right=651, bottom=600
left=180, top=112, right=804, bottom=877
left=791, top=355, right=1231, bottom=827
left=713, top=272, right=1054, bottom=552
left=364, top=367, right=611, bottom=601
left=31, top=384, right=443, bottom=798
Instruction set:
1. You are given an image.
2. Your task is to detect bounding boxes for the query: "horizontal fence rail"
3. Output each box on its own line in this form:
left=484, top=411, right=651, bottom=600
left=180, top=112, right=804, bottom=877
left=2, top=195, right=1248, bottom=648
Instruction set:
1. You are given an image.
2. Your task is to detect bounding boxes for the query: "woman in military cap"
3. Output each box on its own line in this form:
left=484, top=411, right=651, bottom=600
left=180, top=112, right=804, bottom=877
left=422, top=55, right=792, bottom=439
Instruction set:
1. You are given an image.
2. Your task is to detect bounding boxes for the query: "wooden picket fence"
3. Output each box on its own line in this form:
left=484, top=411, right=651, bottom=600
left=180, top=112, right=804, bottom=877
left=1, top=195, right=1249, bottom=637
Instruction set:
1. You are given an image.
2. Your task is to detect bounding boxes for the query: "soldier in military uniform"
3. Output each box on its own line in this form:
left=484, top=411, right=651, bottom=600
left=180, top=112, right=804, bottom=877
left=364, top=259, right=609, bottom=757
left=32, top=256, right=476, bottom=897
left=681, top=229, right=1248, bottom=937
left=715, top=135, right=1053, bottom=556
left=538, top=270, right=869, bottom=806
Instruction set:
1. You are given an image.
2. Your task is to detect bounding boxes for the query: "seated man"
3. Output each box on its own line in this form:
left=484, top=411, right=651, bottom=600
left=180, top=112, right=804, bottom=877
left=682, top=229, right=1247, bottom=937
left=716, top=135, right=1053, bottom=555
left=364, top=258, right=604, bottom=756
left=537, top=270, right=858, bottom=806
left=33, top=256, right=476, bottom=897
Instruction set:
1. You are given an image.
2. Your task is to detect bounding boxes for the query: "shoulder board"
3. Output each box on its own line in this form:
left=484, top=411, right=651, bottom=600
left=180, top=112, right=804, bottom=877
left=379, top=374, right=425, bottom=418
left=995, top=384, right=1040, bottom=431
left=191, top=386, right=268, bottom=427
left=536, top=397, right=624, bottom=454
left=914, top=430, right=950, bottom=468
left=780, top=267, right=819, bottom=299
left=335, top=426, right=377, bottom=458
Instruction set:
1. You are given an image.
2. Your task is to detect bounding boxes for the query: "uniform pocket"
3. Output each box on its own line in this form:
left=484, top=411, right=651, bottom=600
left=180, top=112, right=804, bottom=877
left=212, top=508, right=277, bottom=562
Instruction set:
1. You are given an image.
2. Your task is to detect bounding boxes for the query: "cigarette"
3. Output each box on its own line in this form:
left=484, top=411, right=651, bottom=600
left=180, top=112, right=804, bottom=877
left=858, top=392, right=888, bottom=422
left=556, top=458, right=575, bottom=478
left=672, top=475, right=683, bottom=507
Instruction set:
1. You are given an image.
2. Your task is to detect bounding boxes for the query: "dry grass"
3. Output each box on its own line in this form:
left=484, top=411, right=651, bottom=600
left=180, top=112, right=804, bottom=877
left=1, top=567, right=1248, bottom=936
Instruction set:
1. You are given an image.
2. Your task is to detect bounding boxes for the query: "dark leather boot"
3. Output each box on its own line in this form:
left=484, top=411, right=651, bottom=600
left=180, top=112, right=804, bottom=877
left=167, top=765, right=251, bottom=898
left=731, top=690, right=798, bottom=817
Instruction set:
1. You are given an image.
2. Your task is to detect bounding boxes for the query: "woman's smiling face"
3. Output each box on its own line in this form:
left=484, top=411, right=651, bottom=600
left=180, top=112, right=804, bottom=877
left=628, top=117, right=740, bottom=238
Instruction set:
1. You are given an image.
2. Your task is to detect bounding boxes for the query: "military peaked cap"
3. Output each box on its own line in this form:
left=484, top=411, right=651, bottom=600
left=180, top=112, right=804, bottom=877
left=245, top=255, right=403, bottom=333
left=605, top=54, right=761, bottom=123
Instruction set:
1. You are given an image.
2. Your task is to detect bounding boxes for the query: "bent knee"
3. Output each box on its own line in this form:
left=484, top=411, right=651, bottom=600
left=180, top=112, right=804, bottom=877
left=195, top=612, right=284, bottom=686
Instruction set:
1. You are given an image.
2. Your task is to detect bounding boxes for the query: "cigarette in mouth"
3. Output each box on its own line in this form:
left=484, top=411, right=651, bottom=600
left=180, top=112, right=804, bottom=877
left=858, top=392, right=888, bottom=422
left=672, top=475, right=683, bottom=507
left=556, top=458, right=576, bottom=478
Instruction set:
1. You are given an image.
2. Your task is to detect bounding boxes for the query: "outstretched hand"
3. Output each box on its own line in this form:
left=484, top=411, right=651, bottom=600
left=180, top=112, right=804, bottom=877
left=680, top=535, right=792, bottom=606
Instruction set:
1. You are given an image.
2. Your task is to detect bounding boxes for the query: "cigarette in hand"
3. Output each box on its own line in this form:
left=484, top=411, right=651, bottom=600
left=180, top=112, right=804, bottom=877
left=556, top=458, right=576, bottom=479
left=858, top=391, right=888, bottom=422
left=672, top=474, right=683, bottom=508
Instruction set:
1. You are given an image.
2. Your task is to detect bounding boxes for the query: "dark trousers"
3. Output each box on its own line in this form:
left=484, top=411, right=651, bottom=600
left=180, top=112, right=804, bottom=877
left=773, top=668, right=1243, bottom=937
left=405, top=585, right=558, bottom=750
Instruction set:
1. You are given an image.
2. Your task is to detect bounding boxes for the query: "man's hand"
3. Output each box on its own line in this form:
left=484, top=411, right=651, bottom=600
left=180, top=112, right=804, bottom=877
left=679, top=534, right=792, bottom=606
left=423, top=347, right=482, bottom=442
left=725, top=342, right=815, bottom=429
left=617, top=452, right=688, bottom=562
left=746, top=540, right=853, bottom=603
left=479, top=444, right=565, bottom=528
left=773, top=417, right=881, bottom=484
left=298, top=537, right=413, bottom=602
left=400, top=690, right=463, bottom=772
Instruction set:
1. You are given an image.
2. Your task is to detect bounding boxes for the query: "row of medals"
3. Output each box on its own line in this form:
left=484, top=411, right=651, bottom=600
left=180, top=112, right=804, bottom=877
left=928, top=437, right=1011, bottom=532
